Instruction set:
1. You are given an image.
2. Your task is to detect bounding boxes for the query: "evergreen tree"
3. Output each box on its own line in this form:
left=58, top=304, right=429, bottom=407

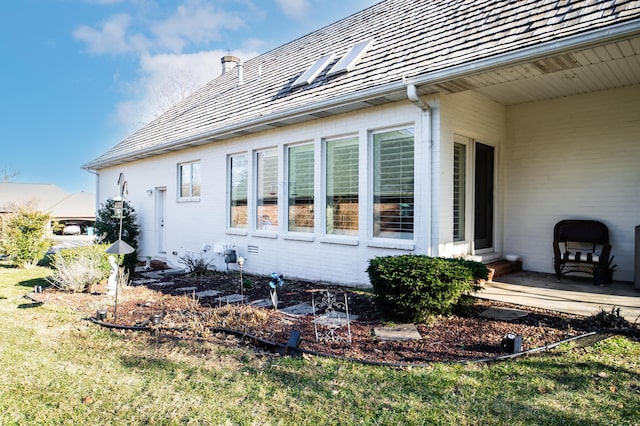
left=94, top=199, right=139, bottom=274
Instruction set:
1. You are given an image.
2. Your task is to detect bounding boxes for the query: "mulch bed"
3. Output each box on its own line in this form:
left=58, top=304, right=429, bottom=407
left=29, top=269, right=626, bottom=364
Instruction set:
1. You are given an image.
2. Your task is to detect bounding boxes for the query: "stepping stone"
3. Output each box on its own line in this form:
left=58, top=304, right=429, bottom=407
left=195, top=289, right=221, bottom=298
left=374, top=324, right=422, bottom=341
left=215, top=294, right=247, bottom=304
left=149, top=281, right=174, bottom=288
left=143, top=269, right=185, bottom=279
left=249, top=298, right=277, bottom=308
left=480, top=306, right=529, bottom=321
left=175, top=286, right=197, bottom=293
left=280, top=302, right=315, bottom=317
left=132, top=278, right=160, bottom=285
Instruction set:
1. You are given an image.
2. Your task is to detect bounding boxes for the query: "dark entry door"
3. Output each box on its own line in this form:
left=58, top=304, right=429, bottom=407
left=474, top=143, right=494, bottom=250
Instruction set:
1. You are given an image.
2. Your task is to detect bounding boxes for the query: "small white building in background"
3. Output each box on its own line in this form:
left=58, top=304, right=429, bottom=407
left=84, top=0, right=640, bottom=286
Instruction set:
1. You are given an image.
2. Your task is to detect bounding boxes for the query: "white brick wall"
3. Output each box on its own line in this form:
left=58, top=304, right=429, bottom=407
left=504, top=85, right=640, bottom=282
left=97, top=85, right=640, bottom=286
left=98, top=101, right=432, bottom=286
left=438, top=90, right=507, bottom=257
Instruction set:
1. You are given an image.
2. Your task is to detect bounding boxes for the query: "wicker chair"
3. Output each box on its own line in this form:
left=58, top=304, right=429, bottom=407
left=553, top=219, right=611, bottom=283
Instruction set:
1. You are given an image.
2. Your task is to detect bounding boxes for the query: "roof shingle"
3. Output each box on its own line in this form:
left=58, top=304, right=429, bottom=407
left=85, top=0, right=640, bottom=169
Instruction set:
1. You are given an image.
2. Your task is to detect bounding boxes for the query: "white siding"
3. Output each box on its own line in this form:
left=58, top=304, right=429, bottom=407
left=504, top=85, right=640, bottom=281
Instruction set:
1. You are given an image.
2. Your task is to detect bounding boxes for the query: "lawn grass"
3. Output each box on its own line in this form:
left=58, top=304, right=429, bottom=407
left=0, top=263, right=638, bottom=425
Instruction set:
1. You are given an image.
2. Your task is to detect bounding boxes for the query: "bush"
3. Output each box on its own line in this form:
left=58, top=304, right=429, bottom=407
left=0, top=207, right=51, bottom=268
left=47, top=244, right=117, bottom=293
left=178, top=252, right=213, bottom=276
left=94, top=199, right=139, bottom=275
left=367, top=255, right=489, bottom=323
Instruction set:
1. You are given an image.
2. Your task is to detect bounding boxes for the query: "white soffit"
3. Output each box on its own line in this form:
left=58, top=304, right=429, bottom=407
left=291, top=53, right=336, bottom=88
left=327, top=38, right=375, bottom=76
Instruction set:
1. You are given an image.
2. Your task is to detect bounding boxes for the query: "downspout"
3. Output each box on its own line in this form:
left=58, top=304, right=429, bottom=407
left=85, top=168, right=100, bottom=221
left=406, top=83, right=438, bottom=256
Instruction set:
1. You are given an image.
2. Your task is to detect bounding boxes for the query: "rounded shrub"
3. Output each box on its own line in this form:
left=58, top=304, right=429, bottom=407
left=366, top=255, right=488, bottom=323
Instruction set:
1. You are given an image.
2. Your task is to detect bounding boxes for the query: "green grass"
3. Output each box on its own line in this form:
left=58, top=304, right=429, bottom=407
left=0, top=263, right=638, bottom=425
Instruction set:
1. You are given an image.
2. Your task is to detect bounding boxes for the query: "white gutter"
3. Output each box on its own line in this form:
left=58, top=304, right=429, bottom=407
left=84, top=20, right=640, bottom=171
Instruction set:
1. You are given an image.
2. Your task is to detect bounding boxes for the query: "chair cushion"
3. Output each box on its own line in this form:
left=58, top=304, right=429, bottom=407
left=562, top=252, right=599, bottom=263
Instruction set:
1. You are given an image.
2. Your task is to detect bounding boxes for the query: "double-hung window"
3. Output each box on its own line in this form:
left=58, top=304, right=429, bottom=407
left=229, top=154, right=248, bottom=229
left=325, top=136, right=359, bottom=236
left=372, top=128, right=414, bottom=240
left=256, top=149, right=278, bottom=231
left=178, top=161, right=201, bottom=200
left=287, top=144, right=314, bottom=232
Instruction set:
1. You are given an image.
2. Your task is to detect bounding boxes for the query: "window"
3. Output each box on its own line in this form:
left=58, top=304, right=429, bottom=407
left=453, top=142, right=466, bottom=242
left=178, top=161, right=201, bottom=200
left=325, top=136, right=359, bottom=235
left=229, top=154, right=248, bottom=229
left=288, top=144, right=314, bottom=232
left=372, top=128, right=414, bottom=239
left=256, top=149, right=278, bottom=231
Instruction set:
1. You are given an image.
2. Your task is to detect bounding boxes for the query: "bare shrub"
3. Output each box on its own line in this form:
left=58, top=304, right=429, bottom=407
left=47, top=253, right=105, bottom=293
left=178, top=252, right=214, bottom=276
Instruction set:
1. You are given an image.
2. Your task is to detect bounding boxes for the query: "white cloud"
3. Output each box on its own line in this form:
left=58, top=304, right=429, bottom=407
left=151, top=0, right=244, bottom=53
left=74, top=0, right=245, bottom=56
left=275, top=0, right=311, bottom=19
left=74, top=1, right=259, bottom=131
left=113, top=48, right=258, bottom=130
left=73, top=14, right=149, bottom=54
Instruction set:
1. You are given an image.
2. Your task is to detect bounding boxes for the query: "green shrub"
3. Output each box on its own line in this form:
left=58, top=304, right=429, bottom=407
left=366, top=255, right=488, bottom=323
left=47, top=244, right=118, bottom=293
left=94, top=199, right=139, bottom=275
left=0, top=208, right=51, bottom=268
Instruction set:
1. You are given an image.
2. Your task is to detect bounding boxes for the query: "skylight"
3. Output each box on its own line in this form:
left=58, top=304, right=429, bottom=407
left=291, top=53, right=336, bottom=88
left=327, top=39, right=375, bottom=77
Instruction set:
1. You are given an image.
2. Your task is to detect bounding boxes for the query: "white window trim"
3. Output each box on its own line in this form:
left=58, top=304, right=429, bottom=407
left=226, top=152, right=249, bottom=231
left=453, top=135, right=473, bottom=249
left=254, top=147, right=279, bottom=236
left=284, top=141, right=315, bottom=236
left=177, top=160, right=201, bottom=202
left=368, top=125, right=416, bottom=243
left=322, top=134, right=360, bottom=239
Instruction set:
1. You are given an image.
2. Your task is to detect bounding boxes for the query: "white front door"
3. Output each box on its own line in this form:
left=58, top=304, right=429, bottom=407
left=155, top=188, right=166, bottom=254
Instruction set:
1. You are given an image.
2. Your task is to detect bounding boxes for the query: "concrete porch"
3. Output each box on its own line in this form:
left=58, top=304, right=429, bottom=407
left=475, top=271, right=640, bottom=324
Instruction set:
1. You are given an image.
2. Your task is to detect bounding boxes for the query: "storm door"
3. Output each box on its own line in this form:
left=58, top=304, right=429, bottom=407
left=473, top=142, right=494, bottom=251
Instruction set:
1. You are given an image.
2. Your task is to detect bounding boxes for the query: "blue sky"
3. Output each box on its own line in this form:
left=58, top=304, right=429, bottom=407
left=0, top=0, right=379, bottom=194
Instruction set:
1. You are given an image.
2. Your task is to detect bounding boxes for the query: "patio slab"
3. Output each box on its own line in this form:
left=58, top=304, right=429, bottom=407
left=477, top=271, right=640, bottom=323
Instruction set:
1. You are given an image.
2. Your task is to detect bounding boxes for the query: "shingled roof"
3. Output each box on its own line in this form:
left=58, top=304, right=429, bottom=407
left=84, top=0, right=640, bottom=170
